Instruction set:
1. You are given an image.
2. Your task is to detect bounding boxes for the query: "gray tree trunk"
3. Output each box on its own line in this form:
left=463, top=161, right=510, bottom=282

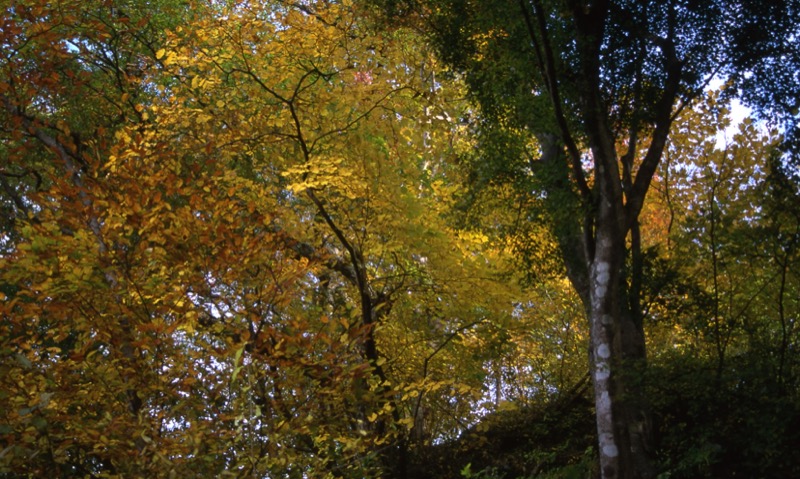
left=588, top=206, right=652, bottom=479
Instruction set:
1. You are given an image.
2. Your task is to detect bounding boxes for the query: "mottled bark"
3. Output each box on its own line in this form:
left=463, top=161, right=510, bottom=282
left=588, top=224, right=652, bottom=479
left=537, top=120, right=655, bottom=479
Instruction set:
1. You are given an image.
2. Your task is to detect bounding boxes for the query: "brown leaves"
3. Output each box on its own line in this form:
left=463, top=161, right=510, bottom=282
left=0, top=1, right=532, bottom=477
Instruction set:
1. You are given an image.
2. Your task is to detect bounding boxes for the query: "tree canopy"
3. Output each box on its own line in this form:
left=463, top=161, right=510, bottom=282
left=1, top=1, right=799, bottom=478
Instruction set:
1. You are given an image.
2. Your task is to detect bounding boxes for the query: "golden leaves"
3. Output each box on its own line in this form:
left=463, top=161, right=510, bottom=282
left=281, top=156, right=367, bottom=200
left=0, top=1, right=543, bottom=476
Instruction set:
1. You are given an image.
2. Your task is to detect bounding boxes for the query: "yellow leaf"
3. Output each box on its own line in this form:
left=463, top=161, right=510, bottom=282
left=163, top=51, right=177, bottom=66
left=156, top=48, right=166, bottom=60
left=178, top=323, right=195, bottom=334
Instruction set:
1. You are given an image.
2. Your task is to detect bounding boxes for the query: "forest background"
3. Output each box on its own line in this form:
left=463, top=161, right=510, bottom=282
left=1, top=0, right=799, bottom=478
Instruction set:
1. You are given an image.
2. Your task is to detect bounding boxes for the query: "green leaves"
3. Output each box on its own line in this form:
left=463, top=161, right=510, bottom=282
left=0, top=1, right=528, bottom=477
left=8, top=2, right=798, bottom=478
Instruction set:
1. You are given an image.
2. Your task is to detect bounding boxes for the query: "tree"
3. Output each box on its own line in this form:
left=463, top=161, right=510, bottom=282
left=4, top=0, right=797, bottom=477
left=639, top=92, right=800, bottom=477
left=149, top=2, right=535, bottom=474
left=656, top=91, right=783, bottom=373
left=363, top=0, right=800, bottom=477
left=1, top=1, right=193, bottom=474
left=1, top=1, right=525, bottom=476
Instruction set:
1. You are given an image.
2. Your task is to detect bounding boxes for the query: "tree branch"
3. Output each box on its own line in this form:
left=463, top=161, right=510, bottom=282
left=519, top=0, right=591, bottom=199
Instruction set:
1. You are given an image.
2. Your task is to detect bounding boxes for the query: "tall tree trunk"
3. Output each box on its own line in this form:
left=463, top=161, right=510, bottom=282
left=537, top=133, right=654, bottom=479
left=588, top=205, right=652, bottom=479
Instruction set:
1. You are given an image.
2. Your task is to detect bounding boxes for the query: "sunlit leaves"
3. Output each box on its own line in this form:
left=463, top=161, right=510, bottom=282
left=0, top=0, right=588, bottom=477
left=642, top=90, right=789, bottom=364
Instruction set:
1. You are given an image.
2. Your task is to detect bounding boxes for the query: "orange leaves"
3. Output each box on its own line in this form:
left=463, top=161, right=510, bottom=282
left=0, top=1, right=543, bottom=476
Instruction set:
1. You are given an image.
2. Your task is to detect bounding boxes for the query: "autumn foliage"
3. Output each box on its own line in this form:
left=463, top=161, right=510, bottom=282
left=2, top=1, right=800, bottom=478
left=0, top=0, right=521, bottom=476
